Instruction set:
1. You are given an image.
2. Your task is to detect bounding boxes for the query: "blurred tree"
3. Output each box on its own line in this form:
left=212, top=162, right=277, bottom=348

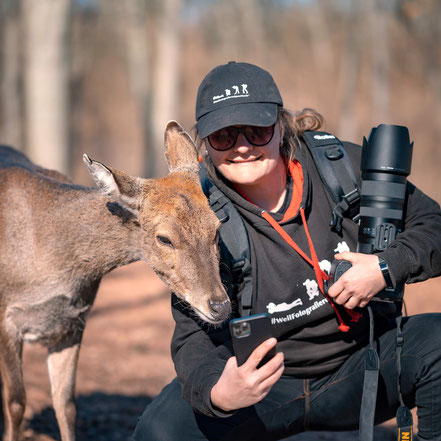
left=0, top=0, right=23, bottom=149
left=303, top=0, right=336, bottom=99
left=398, top=0, right=441, bottom=137
left=368, top=0, right=390, bottom=122
left=150, top=0, right=183, bottom=177
left=203, top=0, right=264, bottom=63
left=121, top=0, right=152, bottom=176
left=338, top=1, right=362, bottom=140
left=22, top=0, right=72, bottom=173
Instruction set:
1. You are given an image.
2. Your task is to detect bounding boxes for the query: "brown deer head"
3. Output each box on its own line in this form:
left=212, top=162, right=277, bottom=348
left=83, top=121, right=231, bottom=324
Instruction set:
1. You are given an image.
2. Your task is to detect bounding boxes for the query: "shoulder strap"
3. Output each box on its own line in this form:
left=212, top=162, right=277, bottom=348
left=301, top=130, right=360, bottom=233
left=200, top=166, right=253, bottom=317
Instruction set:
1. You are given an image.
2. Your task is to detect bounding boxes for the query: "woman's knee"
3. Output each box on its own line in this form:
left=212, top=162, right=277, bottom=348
left=132, top=378, right=194, bottom=441
left=401, top=313, right=441, bottom=379
left=403, top=313, right=441, bottom=352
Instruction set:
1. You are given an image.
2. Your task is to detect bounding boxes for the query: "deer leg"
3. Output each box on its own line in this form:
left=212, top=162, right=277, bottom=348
left=47, top=337, right=82, bottom=441
left=0, top=334, right=25, bottom=441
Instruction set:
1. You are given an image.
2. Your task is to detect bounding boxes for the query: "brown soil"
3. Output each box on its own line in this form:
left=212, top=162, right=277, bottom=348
left=4, top=261, right=440, bottom=440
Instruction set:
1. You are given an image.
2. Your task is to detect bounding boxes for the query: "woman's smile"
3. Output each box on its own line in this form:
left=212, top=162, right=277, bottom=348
left=228, top=155, right=263, bottom=164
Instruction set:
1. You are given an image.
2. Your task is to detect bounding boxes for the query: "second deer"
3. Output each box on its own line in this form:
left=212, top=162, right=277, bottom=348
left=0, top=121, right=231, bottom=441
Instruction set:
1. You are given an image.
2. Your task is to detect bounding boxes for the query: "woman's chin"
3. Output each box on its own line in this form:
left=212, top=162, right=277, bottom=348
left=222, top=163, right=268, bottom=185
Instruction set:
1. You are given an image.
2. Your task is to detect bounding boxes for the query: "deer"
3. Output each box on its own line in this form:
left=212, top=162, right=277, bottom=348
left=0, top=121, right=231, bottom=441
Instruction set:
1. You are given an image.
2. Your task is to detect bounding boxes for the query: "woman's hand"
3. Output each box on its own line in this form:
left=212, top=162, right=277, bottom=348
left=327, top=252, right=387, bottom=309
left=210, top=338, right=284, bottom=412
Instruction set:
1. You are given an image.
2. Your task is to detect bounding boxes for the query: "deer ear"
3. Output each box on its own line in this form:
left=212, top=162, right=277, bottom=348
left=164, top=121, right=199, bottom=175
left=83, top=154, right=143, bottom=215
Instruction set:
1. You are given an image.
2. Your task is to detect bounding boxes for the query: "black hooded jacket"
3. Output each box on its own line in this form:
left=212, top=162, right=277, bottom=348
left=170, top=139, right=441, bottom=417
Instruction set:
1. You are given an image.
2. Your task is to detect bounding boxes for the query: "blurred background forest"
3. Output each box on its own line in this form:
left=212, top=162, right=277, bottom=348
left=1, top=0, right=440, bottom=203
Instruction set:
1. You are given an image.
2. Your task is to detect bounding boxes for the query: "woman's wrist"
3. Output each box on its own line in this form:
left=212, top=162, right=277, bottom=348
left=377, top=256, right=394, bottom=289
left=210, top=382, right=232, bottom=412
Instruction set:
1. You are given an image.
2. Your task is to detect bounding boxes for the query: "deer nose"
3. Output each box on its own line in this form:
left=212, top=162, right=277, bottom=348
left=209, top=299, right=231, bottom=320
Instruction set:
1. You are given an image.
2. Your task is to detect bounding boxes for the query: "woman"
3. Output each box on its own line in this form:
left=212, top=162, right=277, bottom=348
left=133, top=61, right=441, bottom=440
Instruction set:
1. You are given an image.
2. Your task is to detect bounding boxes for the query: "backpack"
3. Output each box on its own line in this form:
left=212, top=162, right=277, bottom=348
left=200, top=129, right=411, bottom=441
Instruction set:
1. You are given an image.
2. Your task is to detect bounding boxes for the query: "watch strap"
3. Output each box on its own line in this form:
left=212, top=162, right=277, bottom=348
left=378, top=256, right=394, bottom=289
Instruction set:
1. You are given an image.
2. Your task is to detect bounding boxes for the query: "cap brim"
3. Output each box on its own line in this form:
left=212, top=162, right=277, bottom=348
left=197, top=102, right=279, bottom=138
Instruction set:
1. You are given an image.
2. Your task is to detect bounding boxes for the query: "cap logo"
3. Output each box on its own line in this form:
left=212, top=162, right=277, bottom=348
left=213, top=83, right=249, bottom=104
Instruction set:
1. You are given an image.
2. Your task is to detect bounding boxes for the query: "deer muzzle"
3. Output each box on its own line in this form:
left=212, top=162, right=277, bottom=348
left=208, top=299, right=231, bottom=321
left=188, top=295, right=231, bottom=325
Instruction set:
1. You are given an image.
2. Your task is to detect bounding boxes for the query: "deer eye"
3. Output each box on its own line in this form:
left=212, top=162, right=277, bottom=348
left=156, top=235, right=174, bottom=248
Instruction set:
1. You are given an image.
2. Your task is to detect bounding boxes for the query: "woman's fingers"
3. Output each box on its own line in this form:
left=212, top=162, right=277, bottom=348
left=258, top=353, right=285, bottom=391
left=245, top=338, right=278, bottom=370
left=256, top=351, right=284, bottom=378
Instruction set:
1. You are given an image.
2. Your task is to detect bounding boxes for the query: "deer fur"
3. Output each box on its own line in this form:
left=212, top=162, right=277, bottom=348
left=0, top=121, right=230, bottom=441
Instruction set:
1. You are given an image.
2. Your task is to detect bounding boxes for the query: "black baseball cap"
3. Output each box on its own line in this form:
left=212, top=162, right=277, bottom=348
left=196, top=61, right=283, bottom=138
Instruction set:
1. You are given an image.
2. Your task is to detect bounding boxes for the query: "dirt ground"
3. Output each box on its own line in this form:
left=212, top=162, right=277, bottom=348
left=4, top=261, right=441, bottom=441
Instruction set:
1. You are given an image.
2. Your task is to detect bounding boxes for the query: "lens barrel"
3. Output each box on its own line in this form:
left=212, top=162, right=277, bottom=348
left=357, top=125, right=413, bottom=254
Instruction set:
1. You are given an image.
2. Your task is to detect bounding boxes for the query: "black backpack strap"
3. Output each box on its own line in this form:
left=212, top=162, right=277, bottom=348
left=200, top=166, right=253, bottom=316
left=395, top=314, right=413, bottom=441
left=301, top=131, right=360, bottom=234
left=359, top=306, right=380, bottom=441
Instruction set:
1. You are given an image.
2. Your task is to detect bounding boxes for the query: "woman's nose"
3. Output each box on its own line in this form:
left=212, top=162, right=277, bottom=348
left=233, top=133, right=253, bottom=152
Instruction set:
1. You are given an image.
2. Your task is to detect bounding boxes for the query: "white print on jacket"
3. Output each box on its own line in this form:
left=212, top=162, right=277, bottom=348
left=302, top=256, right=336, bottom=300
left=318, top=241, right=349, bottom=275
left=303, top=279, right=320, bottom=300
left=265, top=242, right=351, bottom=316
left=319, top=259, right=331, bottom=274
left=334, top=241, right=350, bottom=254
left=267, top=298, right=303, bottom=314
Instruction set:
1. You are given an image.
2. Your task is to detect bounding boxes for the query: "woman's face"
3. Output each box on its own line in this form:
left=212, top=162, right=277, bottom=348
left=205, top=121, right=284, bottom=187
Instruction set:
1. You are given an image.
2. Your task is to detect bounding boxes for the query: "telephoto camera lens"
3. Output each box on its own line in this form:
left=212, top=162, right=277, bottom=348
left=357, top=124, right=413, bottom=255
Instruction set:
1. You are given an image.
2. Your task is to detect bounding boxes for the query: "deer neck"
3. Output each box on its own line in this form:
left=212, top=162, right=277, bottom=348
left=56, top=187, right=143, bottom=279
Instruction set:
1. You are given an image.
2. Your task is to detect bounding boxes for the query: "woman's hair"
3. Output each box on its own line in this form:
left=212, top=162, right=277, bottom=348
left=278, top=107, right=324, bottom=162
left=193, top=107, right=324, bottom=174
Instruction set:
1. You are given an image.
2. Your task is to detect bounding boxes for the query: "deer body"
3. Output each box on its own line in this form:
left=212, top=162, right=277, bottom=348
left=0, top=123, right=230, bottom=441
left=2, top=184, right=138, bottom=345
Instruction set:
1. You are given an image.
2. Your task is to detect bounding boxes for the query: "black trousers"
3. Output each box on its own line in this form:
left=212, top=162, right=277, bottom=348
left=133, top=314, right=441, bottom=441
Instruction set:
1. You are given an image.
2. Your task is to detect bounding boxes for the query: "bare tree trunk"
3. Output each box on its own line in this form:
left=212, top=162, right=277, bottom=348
left=150, top=0, right=182, bottom=178
left=338, top=3, right=362, bottom=141
left=120, top=0, right=153, bottom=178
left=0, top=0, right=23, bottom=149
left=213, top=0, right=264, bottom=62
left=368, top=0, right=390, bottom=122
left=236, top=0, right=264, bottom=62
left=303, top=0, right=336, bottom=100
left=212, top=0, right=239, bottom=59
left=22, top=0, right=71, bottom=173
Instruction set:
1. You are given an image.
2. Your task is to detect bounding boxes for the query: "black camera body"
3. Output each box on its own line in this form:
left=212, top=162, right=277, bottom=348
left=329, top=124, right=413, bottom=302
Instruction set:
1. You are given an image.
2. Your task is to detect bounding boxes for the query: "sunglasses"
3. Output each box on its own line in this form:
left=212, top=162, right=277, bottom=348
left=207, top=124, right=275, bottom=151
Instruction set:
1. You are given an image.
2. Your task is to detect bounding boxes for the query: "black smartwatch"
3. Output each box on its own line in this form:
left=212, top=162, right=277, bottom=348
left=378, top=256, right=394, bottom=289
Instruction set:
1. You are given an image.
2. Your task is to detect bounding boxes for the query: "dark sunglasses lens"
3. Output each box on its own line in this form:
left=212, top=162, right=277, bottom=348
left=208, top=127, right=237, bottom=151
left=208, top=124, right=275, bottom=151
left=244, top=125, right=275, bottom=146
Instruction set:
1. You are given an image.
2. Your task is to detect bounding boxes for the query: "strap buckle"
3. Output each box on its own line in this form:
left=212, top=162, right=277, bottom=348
left=330, top=188, right=360, bottom=233
left=343, top=187, right=360, bottom=206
